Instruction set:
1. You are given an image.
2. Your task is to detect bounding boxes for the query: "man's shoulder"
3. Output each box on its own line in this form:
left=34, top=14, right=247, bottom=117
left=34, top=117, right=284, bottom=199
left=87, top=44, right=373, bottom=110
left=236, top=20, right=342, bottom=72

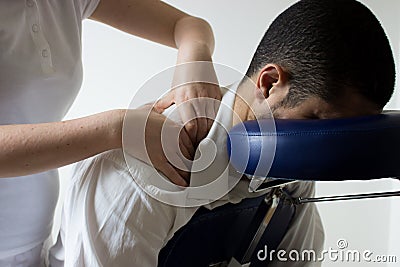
left=81, top=149, right=126, bottom=168
left=70, top=149, right=127, bottom=185
left=92, top=149, right=126, bottom=165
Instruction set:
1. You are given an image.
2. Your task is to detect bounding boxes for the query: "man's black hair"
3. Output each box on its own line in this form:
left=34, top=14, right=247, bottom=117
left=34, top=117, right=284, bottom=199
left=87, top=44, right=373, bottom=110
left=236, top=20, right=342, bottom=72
left=246, top=0, right=396, bottom=109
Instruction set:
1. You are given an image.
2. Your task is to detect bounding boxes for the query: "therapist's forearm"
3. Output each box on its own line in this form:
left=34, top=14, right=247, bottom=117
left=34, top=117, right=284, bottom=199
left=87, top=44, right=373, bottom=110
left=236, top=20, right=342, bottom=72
left=0, top=109, right=124, bottom=178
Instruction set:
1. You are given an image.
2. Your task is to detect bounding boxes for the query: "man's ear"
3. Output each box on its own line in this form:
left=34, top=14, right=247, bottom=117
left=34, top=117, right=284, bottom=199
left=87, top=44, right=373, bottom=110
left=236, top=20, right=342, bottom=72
left=256, top=64, right=288, bottom=98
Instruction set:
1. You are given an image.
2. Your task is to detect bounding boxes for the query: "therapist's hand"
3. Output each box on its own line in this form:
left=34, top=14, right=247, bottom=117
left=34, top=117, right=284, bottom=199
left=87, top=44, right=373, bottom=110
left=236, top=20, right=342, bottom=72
left=154, top=60, right=222, bottom=146
left=123, top=105, right=194, bottom=187
left=154, top=82, right=221, bottom=145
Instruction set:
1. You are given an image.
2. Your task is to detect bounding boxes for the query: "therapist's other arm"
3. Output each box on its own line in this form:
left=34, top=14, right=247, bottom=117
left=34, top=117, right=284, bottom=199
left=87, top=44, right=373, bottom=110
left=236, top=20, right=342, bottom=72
left=0, top=109, right=192, bottom=186
left=90, top=0, right=221, bottom=145
left=0, top=110, right=123, bottom=178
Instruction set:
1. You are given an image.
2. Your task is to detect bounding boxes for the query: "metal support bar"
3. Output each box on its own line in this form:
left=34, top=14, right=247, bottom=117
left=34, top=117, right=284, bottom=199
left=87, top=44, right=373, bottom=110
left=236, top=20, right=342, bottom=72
left=240, top=195, right=279, bottom=263
left=246, top=175, right=296, bottom=193
left=296, top=190, right=400, bottom=204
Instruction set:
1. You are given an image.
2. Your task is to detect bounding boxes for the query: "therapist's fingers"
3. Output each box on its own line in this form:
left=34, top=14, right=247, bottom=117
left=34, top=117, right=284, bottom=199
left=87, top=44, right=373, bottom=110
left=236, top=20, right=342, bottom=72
left=208, top=119, right=214, bottom=131
left=192, top=98, right=208, bottom=144
left=178, top=83, right=220, bottom=144
left=179, top=137, right=193, bottom=161
left=175, top=167, right=190, bottom=184
left=179, top=126, right=194, bottom=158
left=159, top=162, right=188, bottom=187
left=165, top=150, right=191, bottom=182
left=206, top=100, right=216, bottom=131
left=178, top=98, right=198, bottom=144
left=212, top=98, right=221, bottom=127
left=161, top=140, right=191, bottom=183
left=153, top=92, right=174, bottom=113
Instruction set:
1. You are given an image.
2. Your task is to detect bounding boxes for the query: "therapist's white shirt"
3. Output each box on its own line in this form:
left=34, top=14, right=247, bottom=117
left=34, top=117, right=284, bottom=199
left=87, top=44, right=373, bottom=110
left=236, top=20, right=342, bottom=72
left=49, top=86, right=325, bottom=267
left=0, top=0, right=99, bottom=265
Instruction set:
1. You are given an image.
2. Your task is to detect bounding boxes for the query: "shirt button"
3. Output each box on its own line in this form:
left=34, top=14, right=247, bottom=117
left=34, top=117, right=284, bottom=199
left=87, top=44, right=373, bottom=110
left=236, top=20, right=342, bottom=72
left=32, top=24, right=39, bottom=33
left=26, top=0, right=34, bottom=7
left=42, top=49, right=49, bottom=58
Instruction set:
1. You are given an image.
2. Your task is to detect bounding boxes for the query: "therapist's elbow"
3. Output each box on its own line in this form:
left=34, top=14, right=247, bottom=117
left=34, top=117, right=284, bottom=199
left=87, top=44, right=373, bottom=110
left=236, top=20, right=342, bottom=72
left=174, top=16, right=215, bottom=53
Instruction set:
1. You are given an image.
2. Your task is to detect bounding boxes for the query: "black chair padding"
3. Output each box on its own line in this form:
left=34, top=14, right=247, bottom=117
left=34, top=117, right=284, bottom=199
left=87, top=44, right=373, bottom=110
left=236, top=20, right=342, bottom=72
left=158, top=195, right=264, bottom=267
left=158, top=193, right=295, bottom=267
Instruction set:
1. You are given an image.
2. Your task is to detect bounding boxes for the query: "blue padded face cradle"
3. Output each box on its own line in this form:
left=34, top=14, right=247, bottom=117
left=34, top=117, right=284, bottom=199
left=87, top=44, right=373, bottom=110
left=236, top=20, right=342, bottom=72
left=227, top=111, right=400, bottom=180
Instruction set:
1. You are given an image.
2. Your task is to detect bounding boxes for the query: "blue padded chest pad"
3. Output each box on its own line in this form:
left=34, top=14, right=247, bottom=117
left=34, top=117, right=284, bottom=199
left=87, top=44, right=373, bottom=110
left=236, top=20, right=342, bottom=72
left=227, top=111, right=400, bottom=181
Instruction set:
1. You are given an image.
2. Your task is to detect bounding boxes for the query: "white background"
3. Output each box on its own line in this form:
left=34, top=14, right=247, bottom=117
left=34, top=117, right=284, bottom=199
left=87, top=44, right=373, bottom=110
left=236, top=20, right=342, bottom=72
left=56, top=0, right=400, bottom=266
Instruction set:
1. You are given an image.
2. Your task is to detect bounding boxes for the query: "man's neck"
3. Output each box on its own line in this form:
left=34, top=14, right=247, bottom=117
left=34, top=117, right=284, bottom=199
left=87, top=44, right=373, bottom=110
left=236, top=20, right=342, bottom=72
left=232, top=78, right=256, bottom=126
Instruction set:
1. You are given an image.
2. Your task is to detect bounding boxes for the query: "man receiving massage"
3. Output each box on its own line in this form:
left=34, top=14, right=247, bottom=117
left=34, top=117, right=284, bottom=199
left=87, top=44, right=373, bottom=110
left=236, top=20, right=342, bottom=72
left=49, top=0, right=396, bottom=266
